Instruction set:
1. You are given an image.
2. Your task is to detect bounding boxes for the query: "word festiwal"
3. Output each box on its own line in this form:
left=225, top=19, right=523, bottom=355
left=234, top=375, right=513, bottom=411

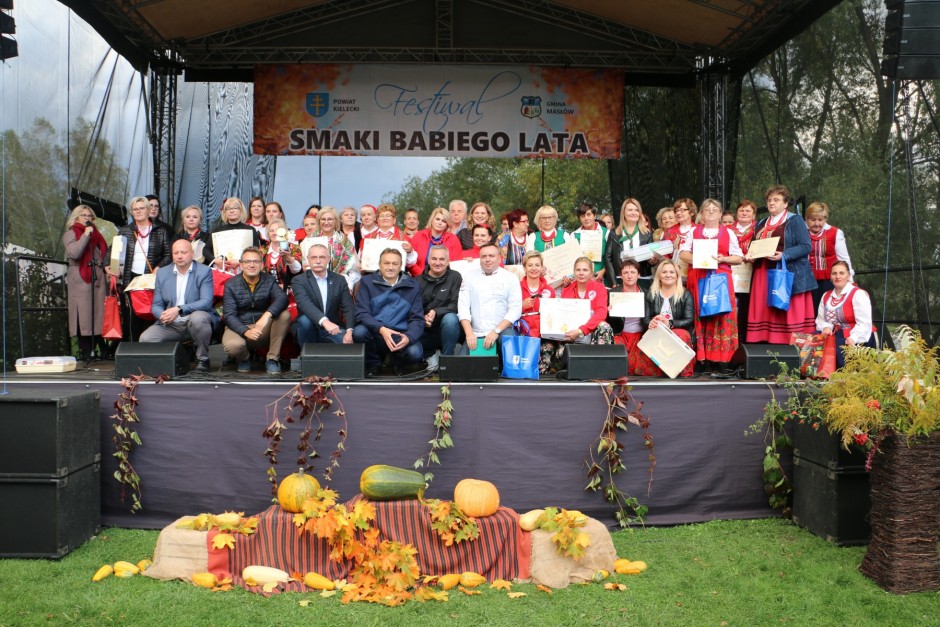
left=253, top=64, right=624, bottom=159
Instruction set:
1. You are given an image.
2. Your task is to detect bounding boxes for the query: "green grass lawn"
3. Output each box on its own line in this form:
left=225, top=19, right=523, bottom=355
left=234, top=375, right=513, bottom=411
left=0, top=518, right=937, bottom=626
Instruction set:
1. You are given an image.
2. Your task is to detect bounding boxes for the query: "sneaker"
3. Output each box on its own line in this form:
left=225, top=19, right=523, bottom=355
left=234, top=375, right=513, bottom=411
left=426, top=351, right=440, bottom=371
left=237, top=360, right=252, bottom=373
left=265, top=359, right=282, bottom=374
left=195, top=358, right=210, bottom=373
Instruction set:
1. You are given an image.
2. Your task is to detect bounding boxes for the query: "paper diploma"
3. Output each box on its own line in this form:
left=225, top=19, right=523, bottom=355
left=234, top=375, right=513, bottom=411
left=212, top=230, right=253, bottom=261
left=747, top=237, right=780, bottom=259
left=577, top=230, right=603, bottom=262
left=637, top=324, right=696, bottom=379
left=692, top=239, right=719, bottom=270
left=123, top=273, right=156, bottom=292
left=608, top=292, right=645, bottom=318
left=360, top=238, right=405, bottom=272
left=109, top=235, right=126, bottom=277
left=539, top=298, right=591, bottom=340
left=732, top=263, right=753, bottom=293
left=541, top=240, right=585, bottom=287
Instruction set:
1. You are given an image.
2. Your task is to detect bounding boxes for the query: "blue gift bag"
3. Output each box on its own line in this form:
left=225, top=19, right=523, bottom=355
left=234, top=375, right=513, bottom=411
left=767, top=256, right=794, bottom=311
left=500, top=335, right=540, bottom=379
left=698, top=270, right=732, bottom=317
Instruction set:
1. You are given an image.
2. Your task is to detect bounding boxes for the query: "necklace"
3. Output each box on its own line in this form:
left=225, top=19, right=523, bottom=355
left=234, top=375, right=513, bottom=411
left=540, top=229, right=556, bottom=242
left=511, top=232, right=527, bottom=246
left=829, top=288, right=848, bottom=308
left=135, top=223, right=152, bottom=238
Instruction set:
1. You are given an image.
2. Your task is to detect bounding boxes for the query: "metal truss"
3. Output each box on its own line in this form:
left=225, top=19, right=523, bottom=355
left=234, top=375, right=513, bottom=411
left=699, top=67, right=727, bottom=207
left=149, top=67, right=177, bottom=221
left=436, top=0, right=453, bottom=51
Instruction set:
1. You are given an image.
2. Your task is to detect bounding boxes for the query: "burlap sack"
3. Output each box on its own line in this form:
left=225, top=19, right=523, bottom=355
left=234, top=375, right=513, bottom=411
left=142, top=516, right=209, bottom=581
left=527, top=517, right=616, bottom=589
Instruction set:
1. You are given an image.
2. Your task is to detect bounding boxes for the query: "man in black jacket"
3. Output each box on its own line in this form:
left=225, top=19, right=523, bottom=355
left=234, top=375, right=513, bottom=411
left=222, top=247, right=290, bottom=374
left=417, top=245, right=463, bottom=370
left=292, top=244, right=355, bottom=345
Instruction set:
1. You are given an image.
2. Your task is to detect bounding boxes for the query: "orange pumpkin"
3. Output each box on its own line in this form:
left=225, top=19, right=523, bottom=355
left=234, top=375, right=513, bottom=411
left=454, top=478, right=500, bottom=517
left=277, top=469, right=320, bottom=513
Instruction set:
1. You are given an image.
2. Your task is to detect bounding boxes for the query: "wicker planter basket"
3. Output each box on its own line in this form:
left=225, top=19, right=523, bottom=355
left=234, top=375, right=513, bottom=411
left=859, top=432, right=940, bottom=594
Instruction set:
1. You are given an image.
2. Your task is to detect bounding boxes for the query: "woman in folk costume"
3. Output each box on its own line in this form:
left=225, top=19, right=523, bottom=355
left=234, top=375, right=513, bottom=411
left=679, top=198, right=743, bottom=377
left=665, top=197, right=697, bottom=285
left=615, top=197, right=653, bottom=289
left=745, top=184, right=817, bottom=344
left=573, top=202, right=621, bottom=289
left=805, top=201, right=855, bottom=313
left=518, top=250, right=558, bottom=375
left=261, top=219, right=303, bottom=291
left=732, top=198, right=757, bottom=335
left=499, top=208, right=531, bottom=266
left=314, top=206, right=360, bottom=291
left=815, top=261, right=875, bottom=368
left=526, top=204, right=572, bottom=254
left=610, top=260, right=647, bottom=376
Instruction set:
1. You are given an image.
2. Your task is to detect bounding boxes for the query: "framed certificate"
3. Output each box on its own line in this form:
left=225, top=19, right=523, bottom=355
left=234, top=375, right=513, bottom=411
left=732, top=262, right=753, bottom=293
left=637, top=324, right=696, bottom=379
left=608, top=292, right=645, bottom=318
left=747, top=236, right=780, bottom=259
left=577, top=229, right=603, bottom=262
left=541, top=240, right=584, bottom=287
left=212, top=230, right=253, bottom=262
left=360, top=238, right=406, bottom=272
left=539, top=298, right=591, bottom=340
left=692, top=239, right=719, bottom=270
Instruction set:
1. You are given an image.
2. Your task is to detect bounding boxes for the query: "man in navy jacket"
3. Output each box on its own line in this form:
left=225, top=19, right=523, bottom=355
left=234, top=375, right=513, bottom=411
left=353, top=247, right=425, bottom=376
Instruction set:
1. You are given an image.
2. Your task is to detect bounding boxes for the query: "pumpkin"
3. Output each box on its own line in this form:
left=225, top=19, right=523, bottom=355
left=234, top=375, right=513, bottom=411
left=453, top=478, right=500, bottom=518
left=360, top=464, right=426, bottom=501
left=277, top=469, right=321, bottom=513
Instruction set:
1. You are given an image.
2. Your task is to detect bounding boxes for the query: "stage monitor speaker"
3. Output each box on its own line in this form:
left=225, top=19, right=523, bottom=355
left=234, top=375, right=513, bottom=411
left=0, top=390, right=100, bottom=477
left=439, top=355, right=500, bottom=382
left=0, top=463, right=101, bottom=559
left=114, top=341, right=189, bottom=379
left=740, top=343, right=800, bottom=380
left=882, top=0, right=940, bottom=79
left=564, top=344, right=627, bottom=381
left=301, top=343, right=365, bottom=380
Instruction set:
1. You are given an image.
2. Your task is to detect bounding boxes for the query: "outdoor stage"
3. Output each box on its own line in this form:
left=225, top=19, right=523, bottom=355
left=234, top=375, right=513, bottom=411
left=9, top=369, right=782, bottom=530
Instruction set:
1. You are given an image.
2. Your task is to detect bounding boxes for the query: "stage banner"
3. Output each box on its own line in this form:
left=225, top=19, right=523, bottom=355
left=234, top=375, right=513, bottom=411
left=253, top=64, right=624, bottom=158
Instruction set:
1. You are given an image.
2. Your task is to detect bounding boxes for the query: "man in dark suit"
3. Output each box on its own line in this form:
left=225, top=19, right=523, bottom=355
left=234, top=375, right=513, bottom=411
left=139, top=239, right=219, bottom=371
left=292, top=243, right=355, bottom=345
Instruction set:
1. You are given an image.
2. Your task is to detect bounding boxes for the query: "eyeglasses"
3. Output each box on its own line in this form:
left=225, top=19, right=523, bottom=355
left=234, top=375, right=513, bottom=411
left=240, top=259, right=262, bottom=265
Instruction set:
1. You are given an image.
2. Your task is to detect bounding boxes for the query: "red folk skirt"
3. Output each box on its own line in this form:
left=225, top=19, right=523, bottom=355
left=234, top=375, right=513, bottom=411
left=746, top=262, right=815, bottom=344
left=687, top=267, right=739, bottom=363
left=619, top=329, right=695, bottom=378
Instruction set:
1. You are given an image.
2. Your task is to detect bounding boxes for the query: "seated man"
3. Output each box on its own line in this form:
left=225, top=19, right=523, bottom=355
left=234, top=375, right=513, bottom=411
left=458, top=243, right=522, bottom=354
left=417, top=244, right=462, bottom=370
left=292, top=243, right=355, bottom=345
left=139, top=239, right=219, bottom=371
left=222, top=246, right=291, bottom=374
left=352, top=247, right=425, bottom=376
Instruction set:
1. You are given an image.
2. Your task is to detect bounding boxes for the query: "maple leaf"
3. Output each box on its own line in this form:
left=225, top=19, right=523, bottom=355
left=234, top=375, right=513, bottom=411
left=416, top=587, right=449, bottom=602
left=458, top=586, right=482, bottom=596
left=490, top=579, right=512, bottom=590
left=536, top=584, right=553, bottom=595
left=211, top=533, right=236, bottom=550
left=421, top=575, right=438, bottom=585
left=353, top=500, right=376, bottom=523
left=507, top=592, right=527, bottom=599
left=604, top=582, right=628, bottom=591
left=240, top=517, right=260, bottom=535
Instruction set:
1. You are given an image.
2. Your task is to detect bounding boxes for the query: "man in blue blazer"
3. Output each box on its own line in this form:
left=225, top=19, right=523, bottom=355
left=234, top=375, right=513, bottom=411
left=139, top=239, right=219, bottom=371
left=292, top=243, right=355, bottom=345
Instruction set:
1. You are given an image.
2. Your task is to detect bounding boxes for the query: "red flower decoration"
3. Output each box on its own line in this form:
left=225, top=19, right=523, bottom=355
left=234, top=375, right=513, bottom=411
left=854, top=433, right=869, bottom=446
left=865, top=399, right=881, bottom=410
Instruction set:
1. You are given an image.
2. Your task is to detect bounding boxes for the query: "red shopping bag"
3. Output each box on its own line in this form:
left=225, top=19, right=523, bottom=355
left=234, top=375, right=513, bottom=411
left=102, top=276, right=123, bottom=340
left=129, top=289, right=155, bottom=321
left=212, top=269, right=234, bottom=302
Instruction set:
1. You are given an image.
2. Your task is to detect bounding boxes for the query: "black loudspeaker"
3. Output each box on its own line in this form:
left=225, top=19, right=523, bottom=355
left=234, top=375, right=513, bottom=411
left=114, top=341, right=189, bottom=379
left=792, top=457, right=870, bottom=546
left=439, top=356, right=500, bottom=382
left=740, top=343, right=800, bottom=380
left=0, top=463, right=101, bottom=558
left=882, top=1, right=940, bottom=79
left=301, top=343, right=365, bottom=380
left=0, top=390, right=101, bottom=477
left=564, top=344, right=627, bottom=381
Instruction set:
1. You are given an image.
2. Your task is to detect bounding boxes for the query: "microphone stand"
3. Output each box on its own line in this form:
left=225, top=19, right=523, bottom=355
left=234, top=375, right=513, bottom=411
left=86, top=257, right=104, bottom=365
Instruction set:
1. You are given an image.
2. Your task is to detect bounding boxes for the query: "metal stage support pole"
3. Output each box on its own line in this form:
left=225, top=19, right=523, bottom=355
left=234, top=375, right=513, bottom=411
left=149, top=65, right=178, bottom=226
left=699, top=64, right=727, bottom=208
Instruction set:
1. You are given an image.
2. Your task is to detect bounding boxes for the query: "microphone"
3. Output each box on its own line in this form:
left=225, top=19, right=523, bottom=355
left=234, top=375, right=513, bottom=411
left=84, top=220, right=93, bottom=227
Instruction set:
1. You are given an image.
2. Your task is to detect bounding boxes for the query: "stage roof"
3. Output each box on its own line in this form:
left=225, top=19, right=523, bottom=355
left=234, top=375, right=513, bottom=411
left=62, top=0, right=843, bottom=86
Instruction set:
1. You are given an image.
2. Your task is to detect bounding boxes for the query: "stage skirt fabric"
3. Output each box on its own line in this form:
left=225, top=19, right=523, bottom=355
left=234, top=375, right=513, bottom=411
left=207, top=500, right=530, bottom=593
left=746, top=262, right=815, bottom=344
left=619, top=329, right=695, bottom=378
left=687, top=267, right=738, bottom=362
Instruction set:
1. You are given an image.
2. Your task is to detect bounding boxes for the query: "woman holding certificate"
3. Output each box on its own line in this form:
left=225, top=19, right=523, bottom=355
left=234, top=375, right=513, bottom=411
left=815, top=261, right=875, bottom=368
left=615, top=198, right=653, bottom=288
left=610, top=260, right=647, bottom=375
left=207, top=197, right=262, bottom=271
left=519, top=251, right=559, bottom=374
left=745, top=185, right=817, bottom=343
left=635, top=260, right=696, bottom=378
left=573, top=203, right=620, bottom=289
left=679, top=199, right=743, bottom=376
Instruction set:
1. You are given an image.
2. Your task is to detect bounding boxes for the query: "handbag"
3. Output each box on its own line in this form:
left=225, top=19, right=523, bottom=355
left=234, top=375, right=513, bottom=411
left=697, top=270, right=732, bottom=317
left=767, top=255, right=794, bottom=311
left=212, top=269, right=234, bottom=302
left=102, top=275, right=123, bottom=340
left=500, top=335, right=540, bottom=380
left=129, top=289, right=155, bottom=321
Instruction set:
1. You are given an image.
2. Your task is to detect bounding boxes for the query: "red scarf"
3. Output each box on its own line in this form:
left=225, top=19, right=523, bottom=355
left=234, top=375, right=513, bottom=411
left=71, top=222, right=107, bottom=284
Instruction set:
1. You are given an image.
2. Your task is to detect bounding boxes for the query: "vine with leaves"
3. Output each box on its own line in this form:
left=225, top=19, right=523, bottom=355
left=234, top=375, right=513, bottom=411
left=262, top=376, right=348, bottom=496
left=584, top=378, right=655, bottom=527
left=111, top=373, right=166, bottom=513
left=412, top=384, right=454, bottom=485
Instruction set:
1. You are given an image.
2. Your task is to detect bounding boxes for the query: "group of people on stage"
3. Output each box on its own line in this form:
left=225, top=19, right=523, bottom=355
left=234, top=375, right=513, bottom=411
left=63, top=184, right=872, bottom=377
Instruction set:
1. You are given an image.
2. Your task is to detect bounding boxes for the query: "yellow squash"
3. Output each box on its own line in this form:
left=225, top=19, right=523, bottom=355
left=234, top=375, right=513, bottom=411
left=459, top=571, right=486, bottom=588
left=242, top=565, right=291, bottom=585
left=518, top=509, right=545, bottom=531
left=192, top=572, right=218, bottom=588
left=91, top=565, right=113, bottom=582
left=438, top=574, right=461, bottom=590
left=303, top=571, right=335, bottom=590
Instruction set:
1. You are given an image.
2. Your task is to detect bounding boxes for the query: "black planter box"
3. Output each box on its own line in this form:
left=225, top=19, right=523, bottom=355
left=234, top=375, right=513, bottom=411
left=0, top=462, right=101, bottom=558
left=0, top=390, right=101, bottom=477
left=792, top=456, right=870, bottom=545
left=792, top=422, right=868, bottom=469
